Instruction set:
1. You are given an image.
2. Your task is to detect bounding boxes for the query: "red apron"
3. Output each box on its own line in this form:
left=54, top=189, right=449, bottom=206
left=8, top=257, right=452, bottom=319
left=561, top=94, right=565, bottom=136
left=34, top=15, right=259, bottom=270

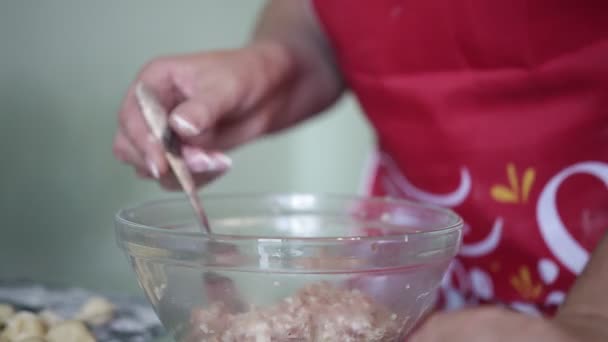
left=313, top=0, right=608, bottom=316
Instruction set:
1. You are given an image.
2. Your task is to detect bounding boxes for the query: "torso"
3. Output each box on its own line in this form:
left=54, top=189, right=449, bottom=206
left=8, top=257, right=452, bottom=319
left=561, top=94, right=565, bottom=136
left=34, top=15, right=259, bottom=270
left=313, top=0, right=608, bottom=315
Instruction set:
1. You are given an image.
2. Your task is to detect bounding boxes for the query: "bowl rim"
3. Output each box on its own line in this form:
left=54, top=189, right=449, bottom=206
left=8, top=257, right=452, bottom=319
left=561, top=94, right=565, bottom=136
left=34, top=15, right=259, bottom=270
left=115, top=192, right=463, bottom=243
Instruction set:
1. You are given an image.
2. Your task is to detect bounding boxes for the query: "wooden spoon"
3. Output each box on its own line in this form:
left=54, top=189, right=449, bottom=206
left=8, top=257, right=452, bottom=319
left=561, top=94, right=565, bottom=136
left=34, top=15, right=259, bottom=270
left=135, top=82, right=223, bottom=234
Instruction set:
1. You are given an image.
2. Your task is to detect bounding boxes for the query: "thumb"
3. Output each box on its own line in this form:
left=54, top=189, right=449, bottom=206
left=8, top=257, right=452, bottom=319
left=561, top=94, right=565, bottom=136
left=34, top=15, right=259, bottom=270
left=168, top=85, right=240, bottom=141
left=169, top=99, right=218, bottom=139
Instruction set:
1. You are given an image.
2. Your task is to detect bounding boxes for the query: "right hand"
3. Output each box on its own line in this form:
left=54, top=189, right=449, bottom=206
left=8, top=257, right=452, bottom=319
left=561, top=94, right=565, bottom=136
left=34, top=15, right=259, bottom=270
left=113, top=41, right=295, bottom=190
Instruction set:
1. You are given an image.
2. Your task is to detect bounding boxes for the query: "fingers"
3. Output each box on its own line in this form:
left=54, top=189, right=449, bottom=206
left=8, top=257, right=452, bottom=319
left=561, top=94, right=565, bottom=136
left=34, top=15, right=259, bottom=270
left=113, top=130, right=162, bottom=181
left=156, top=167, right=229, bottom=191
left=113, top=130, right=147, bottom=173
left=184, top=147, right=232, bottom=189
left=155, top=147, right=232, bottom=191
left=116, top=54, right=243, bottom=182
left=120, top=109, right=166, bottom=178
left=182, top=146, right=232, bottom=174
left=117, top=58, right=182, bottom=178
left=114, top=48, right=280, bottom=189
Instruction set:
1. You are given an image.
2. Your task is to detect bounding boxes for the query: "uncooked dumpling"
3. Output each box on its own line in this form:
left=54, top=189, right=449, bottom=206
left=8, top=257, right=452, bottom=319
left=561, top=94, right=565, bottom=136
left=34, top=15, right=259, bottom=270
left=1, top=311, right=46, bottom=340
left=0, top=304, right=14, bottom=325
left=76, top=297, right=114, bottom=326
left=38, top=310, right=63, bottom=328
left=46, top=320, right=95, bottom=342
left=15, top=337, right=46, bottom=342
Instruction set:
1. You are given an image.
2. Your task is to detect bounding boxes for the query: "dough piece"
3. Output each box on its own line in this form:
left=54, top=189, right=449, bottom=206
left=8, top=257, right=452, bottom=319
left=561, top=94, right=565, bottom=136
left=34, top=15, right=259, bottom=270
left=1, top=311, right=46, bottom=340
left=0, top=304, right=15, bottom=325
left=38, top=310, right=63, bottom=328
left=46, top=321, right=95, bottom=342
left=75, top=297, right=114, bottom=326
left=15, top=337, right=46, bottom=342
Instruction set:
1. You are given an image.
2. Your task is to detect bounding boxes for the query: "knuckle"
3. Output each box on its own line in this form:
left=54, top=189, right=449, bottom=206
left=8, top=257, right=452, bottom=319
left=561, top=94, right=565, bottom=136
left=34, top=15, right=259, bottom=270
left=112, top=142, right=123, bottom=159
left=123, top=115, right=144, bottom=140
left=118, top=106, right=133, bottom=130
left=214, top=75, right=241, bottom=111
left=139, top=57, right=170, bottom=76
left=112, top=137, right=127, bottom=160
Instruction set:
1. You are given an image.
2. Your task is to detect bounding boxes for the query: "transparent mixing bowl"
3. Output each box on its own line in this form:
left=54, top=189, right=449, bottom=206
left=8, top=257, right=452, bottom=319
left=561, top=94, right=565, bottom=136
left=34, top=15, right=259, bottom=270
left=115, top=194, right=462, bottom=341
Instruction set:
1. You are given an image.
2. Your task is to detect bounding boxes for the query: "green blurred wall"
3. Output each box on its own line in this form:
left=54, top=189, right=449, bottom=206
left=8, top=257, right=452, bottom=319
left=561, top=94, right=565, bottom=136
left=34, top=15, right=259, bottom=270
left=0, top=1, right=372, bottom=294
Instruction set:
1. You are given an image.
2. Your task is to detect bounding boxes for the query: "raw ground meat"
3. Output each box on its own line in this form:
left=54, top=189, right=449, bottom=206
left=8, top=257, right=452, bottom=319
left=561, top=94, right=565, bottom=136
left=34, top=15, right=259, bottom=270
left=187, top=281, right=405, bottom=342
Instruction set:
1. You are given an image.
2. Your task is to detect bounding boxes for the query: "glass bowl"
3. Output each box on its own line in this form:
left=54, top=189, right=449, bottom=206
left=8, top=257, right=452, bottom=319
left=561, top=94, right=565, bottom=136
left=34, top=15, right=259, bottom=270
left=115, top=193, right=462, bottom=341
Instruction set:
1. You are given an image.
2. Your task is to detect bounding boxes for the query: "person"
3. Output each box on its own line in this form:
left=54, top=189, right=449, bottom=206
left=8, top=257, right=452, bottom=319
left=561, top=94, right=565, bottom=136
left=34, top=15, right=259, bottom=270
left=113, top=0, right=608, bottom=340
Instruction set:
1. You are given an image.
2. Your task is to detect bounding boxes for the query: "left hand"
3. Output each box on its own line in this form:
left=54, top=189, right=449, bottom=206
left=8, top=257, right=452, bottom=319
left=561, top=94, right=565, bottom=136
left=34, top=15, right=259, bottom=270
left=410, top=306, right=581, bottom=342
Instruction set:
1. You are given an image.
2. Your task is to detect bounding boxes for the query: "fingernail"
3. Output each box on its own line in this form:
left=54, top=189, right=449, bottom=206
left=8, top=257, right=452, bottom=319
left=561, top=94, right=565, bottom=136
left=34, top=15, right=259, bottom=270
left=185, top=152, right=211, bottom=173
left=147, top=159, right=160, bottom=179
left=206, top=153, right=232, bottom=172
left=186, top=151, right=231, bottom=173
left=210, top=152, right=233, bottom=168
left=170, top=114, right=200, bottom=136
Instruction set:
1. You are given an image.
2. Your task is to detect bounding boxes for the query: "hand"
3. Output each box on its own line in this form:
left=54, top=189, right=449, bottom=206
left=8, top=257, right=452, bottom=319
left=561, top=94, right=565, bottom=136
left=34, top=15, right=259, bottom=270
left=409, top=306, right=608, bottom=342
left=113, top=41, right=296, bottom=190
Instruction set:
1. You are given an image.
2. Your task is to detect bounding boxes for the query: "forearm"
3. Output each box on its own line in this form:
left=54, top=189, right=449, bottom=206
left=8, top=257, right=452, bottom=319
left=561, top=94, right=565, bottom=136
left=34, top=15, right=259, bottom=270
left=555, top=232, right=608, bottom=340
left=251, top=0, right=344, bottom=133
